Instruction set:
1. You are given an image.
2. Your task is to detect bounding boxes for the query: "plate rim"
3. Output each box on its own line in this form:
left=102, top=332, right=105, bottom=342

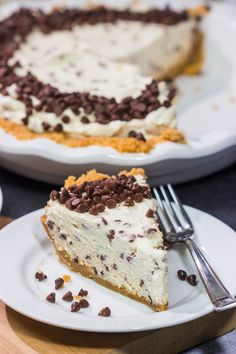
left=0, top=206, right=235, bottom=333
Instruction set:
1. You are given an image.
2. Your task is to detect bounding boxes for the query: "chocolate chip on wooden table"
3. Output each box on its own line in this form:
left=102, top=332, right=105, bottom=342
left=46, top=292, right=56, bottom=303
left=98, top=306, right=111, bottom=317
left=71, top=302, right=80, bottom=312
left=62, top=291, right=74, bottom=301
left=35, top=271, right=47, bottom=281
left=55, top=277, right=64, bottom=289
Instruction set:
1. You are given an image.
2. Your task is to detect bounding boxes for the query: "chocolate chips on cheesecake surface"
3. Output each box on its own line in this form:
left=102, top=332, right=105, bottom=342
left=49, top=173, right=152, bottom=215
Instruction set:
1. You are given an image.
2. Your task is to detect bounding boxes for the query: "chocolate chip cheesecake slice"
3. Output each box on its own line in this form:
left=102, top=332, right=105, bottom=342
left=42, top=168, right=168, bottom=311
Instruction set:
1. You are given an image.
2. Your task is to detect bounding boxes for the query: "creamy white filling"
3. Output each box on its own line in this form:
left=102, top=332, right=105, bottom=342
left=1, top=18, right=196, bottom=136
left=44, top=174, right=168, bottom=306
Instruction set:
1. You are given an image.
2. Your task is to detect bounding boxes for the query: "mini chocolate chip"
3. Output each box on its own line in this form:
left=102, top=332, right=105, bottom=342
left=98, top=307, right=111, bottom=317
left=97, top=203, right=105, bottom=213
left=147, top=228, right=157, bottom=234
left=46, top=292, right=55, bottom=303
left=80, top=298, right=89, bottom=308
left=107, top=229, right=115, bottom=242
left=50, top=190, right=59, bottom=201
left=113, top=263, right=118, bottom=270
left=94, top=195, right=101, bottom=203
left=62, top=291, right=73, bottom=302
left=85, top=255, right=91, bottom=260
left=163, top=100, right=171, bottom=108
left=71, top=198, right=81, bottom=207
left=106, top=198, right=116, bottom=209
left=177, top=269, right=187, bottom=281
left=46, top=220, right=54, bottom=230
left=71, top=302, right=80, bottom=312
left=59, top=192, right=68, bottom=204
left=134, top=193, right=143, bottom=203
left=89, top=206, right=98, bottom=215
left=101, top=217, right=108, bottom=225
left=62, top=115, right=70, bottom=123
left=78, top=288, right=88, bottom=297
left=22, top=117, right=29, bottom=125
left=59, top=233, right=67, bottom=240
left=100, top=255, right=106, bottom=261
left=54, top=123, right=63, bottom=132
left=136, top=133, right=146, bottom=142
left=124, top=197, right=134, bottom=207
left=120, top=253, right=124, bottom=259
left=76, top=204, right=87, bottom=213
left=127, top=256, right=132, bottom=262
left=186, top=274, right=197, bottom=286
left=146, top=209, right=154, bottom=218
left=42, top=122, right=51, bottom=131
left=74, top=256, right=79, bottom=263
left=140, top=279, right=144, bottom=287
left=93, top=267, right=98, bottom=275
left=55, top=277, right=64, bottom=290
left=35, top=271, right=47, bottom=281
left=81, top=116, right=90, bottom=124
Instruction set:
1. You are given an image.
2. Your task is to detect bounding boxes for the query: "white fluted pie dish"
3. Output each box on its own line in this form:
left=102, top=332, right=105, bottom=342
left=0, top=0, right=236, bottom=185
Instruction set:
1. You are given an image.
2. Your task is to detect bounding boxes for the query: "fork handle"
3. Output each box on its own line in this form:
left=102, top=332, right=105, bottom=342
left=185, top=238, right=236, bottom=312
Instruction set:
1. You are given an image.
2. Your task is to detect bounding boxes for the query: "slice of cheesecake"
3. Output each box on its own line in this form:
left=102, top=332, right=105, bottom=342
left=42, top=168, right=168, bottom=311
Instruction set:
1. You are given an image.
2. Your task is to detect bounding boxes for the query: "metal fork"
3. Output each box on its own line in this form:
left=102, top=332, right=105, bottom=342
left=153, top=184, right=236, bottom=312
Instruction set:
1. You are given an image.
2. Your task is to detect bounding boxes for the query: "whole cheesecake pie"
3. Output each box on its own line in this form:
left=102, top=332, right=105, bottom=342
left=42, top=168, right=168, bottom=311
left=0, top=4, right=205, bottom=153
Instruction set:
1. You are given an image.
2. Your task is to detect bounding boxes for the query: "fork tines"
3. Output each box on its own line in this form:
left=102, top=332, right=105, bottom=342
left=152, top=185, right=193, bottom=237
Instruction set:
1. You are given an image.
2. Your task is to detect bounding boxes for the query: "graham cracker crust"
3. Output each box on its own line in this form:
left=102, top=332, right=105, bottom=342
left=0, top=118, right=184, bottom=153
left=41, top=215, right=168, bottom=312
left=64, top=168, right=146, bottom=189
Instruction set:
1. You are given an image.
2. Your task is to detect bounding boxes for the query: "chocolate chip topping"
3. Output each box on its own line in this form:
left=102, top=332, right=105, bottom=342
left=80, top=298, right=89, bottom=308
left=55, top=277, right=64, bottom=290
left=50, top=190, right=59, bottom=201
left=0, top=7, right=180, bottom=131
left=71, top=302, right=81, bottom=312
left=35, top=271, right=47, bottom=281
left=49, top=174, right=152, bottom=214
left=62, top=291, right=74, bottom=301
left=78, top=288, right=88, bottom=297
left=146, top=209, right=155, bottom=218
left=98, top=306, right=111, bottom=317
left=46, top=292, right=56, bottom=303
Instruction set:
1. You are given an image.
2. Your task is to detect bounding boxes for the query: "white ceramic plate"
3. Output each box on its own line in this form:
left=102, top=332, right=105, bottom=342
left=0, top=0, right=236, bottom=185
left=0, top=206, right=235, bottom=332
